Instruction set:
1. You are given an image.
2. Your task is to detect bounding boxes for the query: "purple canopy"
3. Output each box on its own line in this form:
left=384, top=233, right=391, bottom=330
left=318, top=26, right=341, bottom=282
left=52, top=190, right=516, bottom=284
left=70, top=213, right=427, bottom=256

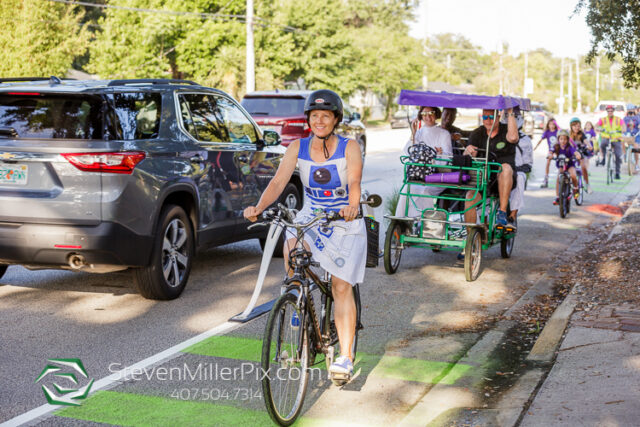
left=398, top=90, right=531, bottom=111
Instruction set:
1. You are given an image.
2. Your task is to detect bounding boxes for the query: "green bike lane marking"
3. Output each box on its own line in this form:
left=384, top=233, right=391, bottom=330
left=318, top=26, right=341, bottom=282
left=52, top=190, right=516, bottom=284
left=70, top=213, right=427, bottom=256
left=53, top=335, right=473, bottom=425
left=184, top=335, right=472, bottom=384
left=55, top=390, right=305, bottom=426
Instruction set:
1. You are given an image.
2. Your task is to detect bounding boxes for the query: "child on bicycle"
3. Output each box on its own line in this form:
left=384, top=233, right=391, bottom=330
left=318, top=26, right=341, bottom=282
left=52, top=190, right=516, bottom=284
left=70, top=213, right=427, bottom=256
left=549, top=130, right=582, bottom=205
left=534, top=119, right=560, bottom=188
left=569, top=117, right=594, bottom=194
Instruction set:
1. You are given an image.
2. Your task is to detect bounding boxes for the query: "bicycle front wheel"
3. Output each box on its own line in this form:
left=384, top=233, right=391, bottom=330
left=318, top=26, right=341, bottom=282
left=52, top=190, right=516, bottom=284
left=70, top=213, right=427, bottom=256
left=262, top=292, right=310, bottom=426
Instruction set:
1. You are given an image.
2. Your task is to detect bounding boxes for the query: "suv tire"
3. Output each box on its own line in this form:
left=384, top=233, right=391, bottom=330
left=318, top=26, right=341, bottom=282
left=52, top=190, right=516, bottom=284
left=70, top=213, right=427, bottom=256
left=134, top=205, right=194, bottom=300
left=259, top=183, right=301, bottom=258
left=0, top=264, right=7, bottom=280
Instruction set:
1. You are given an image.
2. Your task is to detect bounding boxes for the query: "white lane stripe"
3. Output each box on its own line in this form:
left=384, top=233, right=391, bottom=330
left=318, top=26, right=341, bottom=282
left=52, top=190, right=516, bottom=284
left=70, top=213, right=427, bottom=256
left=0, top=320, right=241, bottom=427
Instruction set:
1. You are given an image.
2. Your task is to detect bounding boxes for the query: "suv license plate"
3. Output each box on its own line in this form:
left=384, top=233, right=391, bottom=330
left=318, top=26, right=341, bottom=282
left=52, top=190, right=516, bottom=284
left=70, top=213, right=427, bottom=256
left=0, top=164, right=28, bottom=185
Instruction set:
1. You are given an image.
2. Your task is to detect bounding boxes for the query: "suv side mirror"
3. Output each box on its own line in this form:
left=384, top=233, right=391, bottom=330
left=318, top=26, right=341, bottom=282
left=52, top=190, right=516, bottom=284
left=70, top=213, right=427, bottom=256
left=262, top=129, right=281, bottom=146
left=351, top=112, right=361, bottom=121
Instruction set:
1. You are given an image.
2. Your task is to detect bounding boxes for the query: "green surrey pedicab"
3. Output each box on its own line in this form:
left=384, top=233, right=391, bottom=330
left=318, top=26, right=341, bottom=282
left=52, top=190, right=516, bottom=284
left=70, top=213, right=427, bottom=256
left=383, top=90, right=530, bottom=281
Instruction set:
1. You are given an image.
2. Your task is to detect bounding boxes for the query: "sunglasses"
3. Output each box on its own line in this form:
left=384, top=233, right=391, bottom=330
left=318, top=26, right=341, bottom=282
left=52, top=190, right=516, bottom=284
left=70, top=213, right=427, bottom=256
left=482, top=114, right=495, bottom=120
left=421, top=111, right=437, bottom=116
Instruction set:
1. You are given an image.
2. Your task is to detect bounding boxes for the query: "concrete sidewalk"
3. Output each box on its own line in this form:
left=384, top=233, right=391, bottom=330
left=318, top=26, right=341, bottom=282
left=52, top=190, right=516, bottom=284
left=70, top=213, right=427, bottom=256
left=519, top=195, right=640, bottom=426
left=521, top=306, right=640, bottom=426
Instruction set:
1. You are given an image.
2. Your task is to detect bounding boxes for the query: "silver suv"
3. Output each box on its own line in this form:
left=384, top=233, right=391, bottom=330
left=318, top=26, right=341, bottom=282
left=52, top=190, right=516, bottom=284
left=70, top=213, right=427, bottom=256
left=0, top=77, right=302, bottom=299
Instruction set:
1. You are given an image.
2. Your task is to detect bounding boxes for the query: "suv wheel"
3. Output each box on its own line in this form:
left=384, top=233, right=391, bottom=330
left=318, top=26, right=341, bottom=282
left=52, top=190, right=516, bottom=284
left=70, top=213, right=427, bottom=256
left=0, top=264, right=7, bottom=280
left=259, top=183, right=301, bottom=257
left=134, top=205, right=194, bottom=300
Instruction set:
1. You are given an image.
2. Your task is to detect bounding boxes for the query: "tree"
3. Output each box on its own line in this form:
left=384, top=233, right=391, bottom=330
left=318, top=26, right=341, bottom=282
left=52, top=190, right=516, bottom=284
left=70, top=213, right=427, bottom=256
left=0, top=0, right=89, bottom=77
left=575, top=0, right=640, bottom=87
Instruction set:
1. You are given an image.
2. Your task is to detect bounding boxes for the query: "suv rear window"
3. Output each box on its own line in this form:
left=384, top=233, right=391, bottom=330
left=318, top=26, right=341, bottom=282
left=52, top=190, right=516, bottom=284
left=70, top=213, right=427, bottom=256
left=0, top=94, right=103, bottom=139
left=241, top=97, right=305, bottom=117
left=0, top=92, right=161, bottom=140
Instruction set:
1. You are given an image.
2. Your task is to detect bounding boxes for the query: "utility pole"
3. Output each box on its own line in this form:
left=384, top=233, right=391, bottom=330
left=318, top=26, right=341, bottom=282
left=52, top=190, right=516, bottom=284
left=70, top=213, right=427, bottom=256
left=559, top=57, right=565, bottom=116
left=246, top=0, right=255, bottom=93
left=576, top=56, right=582, bottom=113
left=568, top=61, right=573, bottom=114
left=498, top=45, right=504, bottom=95
left=523, top=51, right=528, bottom=97
left=595, top=55, right=600, bottom=104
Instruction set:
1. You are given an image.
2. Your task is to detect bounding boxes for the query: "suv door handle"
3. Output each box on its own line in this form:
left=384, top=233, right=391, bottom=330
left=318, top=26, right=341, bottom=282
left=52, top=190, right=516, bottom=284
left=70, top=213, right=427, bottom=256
left=237, top=155, right=248, bottom=163
left=190, top=154, right=204, bottom=163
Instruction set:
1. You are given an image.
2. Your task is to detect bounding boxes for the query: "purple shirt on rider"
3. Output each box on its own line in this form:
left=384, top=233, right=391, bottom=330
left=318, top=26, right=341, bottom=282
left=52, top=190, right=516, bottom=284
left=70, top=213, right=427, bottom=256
left=624, top=116, right=639, bottom=132
left=541, top=129, right=559, bottom=151
left=553, top=143, right=577, bottom=168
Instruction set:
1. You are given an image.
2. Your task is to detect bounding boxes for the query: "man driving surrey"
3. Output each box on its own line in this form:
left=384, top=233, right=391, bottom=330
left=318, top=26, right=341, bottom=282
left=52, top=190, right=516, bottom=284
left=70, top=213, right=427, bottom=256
left=463, top=108, right=519, bottom=232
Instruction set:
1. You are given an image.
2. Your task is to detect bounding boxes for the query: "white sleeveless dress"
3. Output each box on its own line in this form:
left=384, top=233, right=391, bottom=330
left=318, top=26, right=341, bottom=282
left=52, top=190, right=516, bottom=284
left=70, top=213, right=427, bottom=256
left=288, top=135, right=367, bottom=286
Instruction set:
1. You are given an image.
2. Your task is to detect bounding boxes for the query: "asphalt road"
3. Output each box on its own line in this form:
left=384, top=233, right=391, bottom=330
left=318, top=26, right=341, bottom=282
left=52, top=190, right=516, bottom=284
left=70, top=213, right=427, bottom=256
left=1, top=126, right=637, bottom=426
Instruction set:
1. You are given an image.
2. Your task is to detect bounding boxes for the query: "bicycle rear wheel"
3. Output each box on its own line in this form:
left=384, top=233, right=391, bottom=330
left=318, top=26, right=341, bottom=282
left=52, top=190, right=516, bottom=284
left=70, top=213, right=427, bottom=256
left=262, top=292, right=310, bottom=426
left=559, top=179, right=569, bottom=218
left=575, top=176, right=584, bottom=206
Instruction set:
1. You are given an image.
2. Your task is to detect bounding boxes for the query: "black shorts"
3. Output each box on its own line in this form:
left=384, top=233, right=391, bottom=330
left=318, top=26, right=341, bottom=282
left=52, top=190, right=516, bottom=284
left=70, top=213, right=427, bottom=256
left=488, top=164, right=517, bottom=195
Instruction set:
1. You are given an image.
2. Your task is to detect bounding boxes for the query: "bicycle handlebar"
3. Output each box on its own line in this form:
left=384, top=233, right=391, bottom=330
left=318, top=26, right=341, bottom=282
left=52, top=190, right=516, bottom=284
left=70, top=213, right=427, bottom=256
left=247, top=194, right=381, bottom=232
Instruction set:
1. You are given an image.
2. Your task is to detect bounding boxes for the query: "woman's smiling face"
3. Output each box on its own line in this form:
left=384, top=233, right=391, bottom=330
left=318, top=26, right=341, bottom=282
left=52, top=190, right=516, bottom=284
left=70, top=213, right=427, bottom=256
left=421, top=107, right=437, bottom=127
left=309, top=110, right=338, bottom=138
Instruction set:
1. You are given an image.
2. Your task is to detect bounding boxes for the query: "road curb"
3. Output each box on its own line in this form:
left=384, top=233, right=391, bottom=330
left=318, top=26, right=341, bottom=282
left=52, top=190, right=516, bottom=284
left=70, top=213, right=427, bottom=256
left=525, top=294, right=577, bottom=363
left=608, top=189, right=640, bottom=240
left=489, top=189, right=640, bottom=427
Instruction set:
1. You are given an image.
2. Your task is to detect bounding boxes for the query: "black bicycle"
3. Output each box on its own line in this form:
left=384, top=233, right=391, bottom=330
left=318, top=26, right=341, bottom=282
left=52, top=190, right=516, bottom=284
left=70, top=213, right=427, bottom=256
left=556, top=154, right=581, bottom=218
left=252, top=196, right=380, bottom=426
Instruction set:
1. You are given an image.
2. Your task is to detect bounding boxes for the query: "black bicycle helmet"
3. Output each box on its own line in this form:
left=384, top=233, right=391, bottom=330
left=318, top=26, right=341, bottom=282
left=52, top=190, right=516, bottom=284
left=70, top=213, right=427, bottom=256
left=304, top=89, right=344, bottom=123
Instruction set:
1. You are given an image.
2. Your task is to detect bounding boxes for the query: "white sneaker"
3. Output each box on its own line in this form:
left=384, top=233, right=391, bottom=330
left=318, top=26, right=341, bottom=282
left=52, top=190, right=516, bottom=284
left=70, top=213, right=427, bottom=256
left=329, top=355, right=353, bottom=376
left=587, top=184, right=593, bottom=194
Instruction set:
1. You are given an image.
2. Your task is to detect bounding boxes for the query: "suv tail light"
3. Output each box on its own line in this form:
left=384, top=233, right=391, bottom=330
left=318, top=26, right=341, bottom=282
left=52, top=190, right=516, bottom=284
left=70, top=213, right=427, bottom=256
left=62, top=152, right=146, bottom=174
left=282, top=119, right=309, bottom=135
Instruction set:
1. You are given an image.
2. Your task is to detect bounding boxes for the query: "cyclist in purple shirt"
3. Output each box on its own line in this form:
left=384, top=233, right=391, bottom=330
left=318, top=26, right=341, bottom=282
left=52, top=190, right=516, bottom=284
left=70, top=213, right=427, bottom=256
left=535, top=119, right=560, bottom=188
left=548, top=130, right=582, bottom=205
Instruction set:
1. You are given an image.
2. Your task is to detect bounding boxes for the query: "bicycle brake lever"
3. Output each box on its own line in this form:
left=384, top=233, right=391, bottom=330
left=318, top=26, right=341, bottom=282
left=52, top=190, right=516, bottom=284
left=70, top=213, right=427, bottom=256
left=248, top=222, right=267, bottom=230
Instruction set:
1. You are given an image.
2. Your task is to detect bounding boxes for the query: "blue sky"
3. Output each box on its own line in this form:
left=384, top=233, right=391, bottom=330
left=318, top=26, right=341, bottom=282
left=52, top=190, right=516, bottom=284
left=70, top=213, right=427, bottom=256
left=409, top=0, right=593, bottom=58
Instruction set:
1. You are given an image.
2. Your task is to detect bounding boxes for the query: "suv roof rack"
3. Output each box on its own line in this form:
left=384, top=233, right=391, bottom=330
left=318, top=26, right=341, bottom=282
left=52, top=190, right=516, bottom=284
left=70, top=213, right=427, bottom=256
left=0, top=76, right=74, bottom=84
left=107, top=79, right=199, bottom=87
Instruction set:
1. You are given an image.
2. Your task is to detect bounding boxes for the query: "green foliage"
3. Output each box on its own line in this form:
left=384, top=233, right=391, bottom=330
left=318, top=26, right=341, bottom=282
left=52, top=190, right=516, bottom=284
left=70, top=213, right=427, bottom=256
left=0, top=0, right=89, bottom=77
left=84, top=0, right=420, bottom=103
left=575, top=0, right=640, bottom=88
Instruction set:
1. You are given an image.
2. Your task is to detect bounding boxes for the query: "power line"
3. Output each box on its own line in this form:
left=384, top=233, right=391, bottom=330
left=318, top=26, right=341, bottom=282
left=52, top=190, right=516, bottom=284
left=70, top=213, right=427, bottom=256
left=45, top=0, right=305, bottom=33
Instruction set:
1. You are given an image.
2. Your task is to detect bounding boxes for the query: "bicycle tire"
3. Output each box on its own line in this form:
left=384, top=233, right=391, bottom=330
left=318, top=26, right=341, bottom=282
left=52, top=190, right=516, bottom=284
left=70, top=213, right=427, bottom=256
left=559, top=179, right=568, bottom=218
left=575, top=176, right=584, bottom=206
left=384, top=220, right=403, bottom=274
left=262, top=292, right=310, bottom=426
left=464, top=228, right=482, bottom=281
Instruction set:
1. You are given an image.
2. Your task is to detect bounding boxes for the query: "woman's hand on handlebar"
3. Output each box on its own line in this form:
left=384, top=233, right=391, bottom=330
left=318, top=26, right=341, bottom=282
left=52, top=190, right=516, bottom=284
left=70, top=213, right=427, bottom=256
left=243, top=206, right=263, bottom=222
left=339, top=205, right=359, bottom=222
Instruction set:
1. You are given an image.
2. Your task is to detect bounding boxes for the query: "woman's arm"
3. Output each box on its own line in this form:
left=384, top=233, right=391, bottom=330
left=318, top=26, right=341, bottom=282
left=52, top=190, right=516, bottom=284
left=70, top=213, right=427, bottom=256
left=243, top=140, right=300, bottom=222
left=340, top=139, right=364, bottom=222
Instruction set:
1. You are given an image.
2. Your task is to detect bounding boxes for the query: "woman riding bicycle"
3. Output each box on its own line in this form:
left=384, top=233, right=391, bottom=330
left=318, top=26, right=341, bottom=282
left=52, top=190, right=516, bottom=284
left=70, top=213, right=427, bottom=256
left=549, top=129, right=582, bottom=205
left=569, top=117, right=594, bottom=194
left=535, top=118, right=560, bottom=188
left=243, top=89, right=365, bottom=381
